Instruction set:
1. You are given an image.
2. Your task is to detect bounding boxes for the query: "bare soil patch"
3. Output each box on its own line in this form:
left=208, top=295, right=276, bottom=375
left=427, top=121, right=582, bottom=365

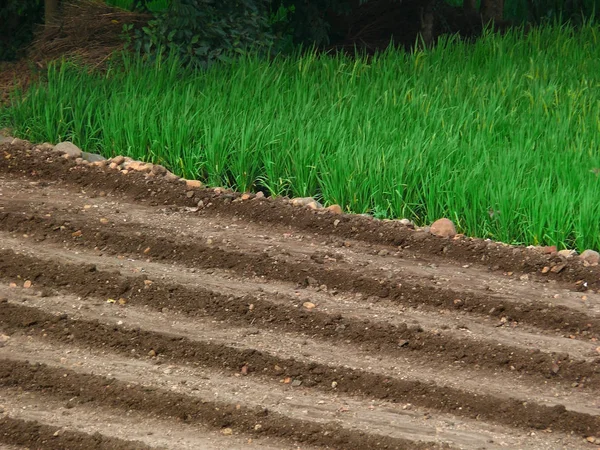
left=0, top=139, right=599, bottom=449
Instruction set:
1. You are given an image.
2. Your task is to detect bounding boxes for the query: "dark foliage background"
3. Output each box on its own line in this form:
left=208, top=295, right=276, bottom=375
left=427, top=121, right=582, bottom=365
left=0, top=0, right=44, bottom=60
left=2, top=0, right=599, bottom=63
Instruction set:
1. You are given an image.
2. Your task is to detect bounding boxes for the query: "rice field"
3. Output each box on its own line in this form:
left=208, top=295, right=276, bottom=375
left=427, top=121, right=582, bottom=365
left=2, top=22, right=600, bottom=251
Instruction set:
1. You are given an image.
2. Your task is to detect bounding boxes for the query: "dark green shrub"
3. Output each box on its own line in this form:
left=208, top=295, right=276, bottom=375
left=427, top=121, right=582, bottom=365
left=0, top=0, right=44, bottom=61
left=276, top=0, right=353, bottom=47
left=132, top=0, right=275, bottom=68
left=267, top=2, right=296, bottom=54
left=521, top=0, right=599, bottom=24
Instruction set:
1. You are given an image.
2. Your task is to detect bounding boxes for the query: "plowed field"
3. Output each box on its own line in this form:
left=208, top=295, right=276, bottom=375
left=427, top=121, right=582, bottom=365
left=0, top=140, right=599, bottom=449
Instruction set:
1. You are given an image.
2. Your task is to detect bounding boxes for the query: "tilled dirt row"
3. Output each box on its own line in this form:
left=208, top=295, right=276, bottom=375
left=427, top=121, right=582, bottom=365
left=0, top=416, right=150, bottom=450
left=1, top=140, right=599, bottom=449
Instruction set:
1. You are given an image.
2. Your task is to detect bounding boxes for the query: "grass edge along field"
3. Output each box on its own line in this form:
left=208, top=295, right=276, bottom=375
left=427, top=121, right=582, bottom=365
left=2, top=22, right=600, bottom=252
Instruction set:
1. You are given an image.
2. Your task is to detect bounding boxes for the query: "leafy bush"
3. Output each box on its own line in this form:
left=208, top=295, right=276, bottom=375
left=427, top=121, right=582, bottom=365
left=128, top=0, right=381, bottom=67
left=267, top=2, right=296, bottom=54
left=0, top=0, right=44, bottom=61
left=276, top=0, right=353, bottom=47
left=132, top=0, right=275, bottom=68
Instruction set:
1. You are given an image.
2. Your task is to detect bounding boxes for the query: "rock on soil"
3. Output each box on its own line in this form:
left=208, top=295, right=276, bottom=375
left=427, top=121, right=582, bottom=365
left=111, top=156, right=125, bottom=166
left=8, top=138, right=28, bottom=146
left=185, top=180, right=203, bottom=188
left=326, top=204, right=343, bottom=214
left=292, top=197, right=322, bottom=208
left=54, top=142, right=82, bottom=159
left=429, top=218, right=456, bottom=238
left=558, top=249, right=578, bottom=258
left=579, top=249, right=600, bottom=265
left=81, top=151, right=106, bottom=163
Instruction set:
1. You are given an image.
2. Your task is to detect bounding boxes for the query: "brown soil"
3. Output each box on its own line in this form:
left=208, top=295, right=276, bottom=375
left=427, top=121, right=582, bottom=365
left=0, top=416, right=150, bottom=450
left=0, top=139, right=599, bottom=449
left=0, top=60, right=36, bottom=106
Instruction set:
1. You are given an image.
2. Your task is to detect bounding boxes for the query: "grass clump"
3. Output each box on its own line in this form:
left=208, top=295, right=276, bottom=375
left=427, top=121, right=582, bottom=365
left=3, top=22, right=600, bottom=251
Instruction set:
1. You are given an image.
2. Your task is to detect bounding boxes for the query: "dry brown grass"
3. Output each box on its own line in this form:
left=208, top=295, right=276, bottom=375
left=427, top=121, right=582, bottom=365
left=1, top=0, right=148, bottom=104
left=29, top=0, right=148, bottom=68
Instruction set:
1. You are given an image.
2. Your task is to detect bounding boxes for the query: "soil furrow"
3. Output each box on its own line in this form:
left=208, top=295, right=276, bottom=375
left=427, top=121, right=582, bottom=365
left=1, top=300, right=599, bottom=436
left=0, top=416, right=151, bottom=450
left=1, top=205, right=598, bottom=342
left=1, top=337, right=592, bottom=450
left=1, top=248, right=598, bottom=389
left=2, top=230, right=596, bottom=363
left=3, top=142, right=600, bottom=290
left=0, top=388, right=303, bottom=450
left=1, top=140, right=600, bottom=448
left=3, top=284, right=598, bottom=417
left=0, top=358, right=442, bottom=450
left=2, top=175, right=596, bottom=323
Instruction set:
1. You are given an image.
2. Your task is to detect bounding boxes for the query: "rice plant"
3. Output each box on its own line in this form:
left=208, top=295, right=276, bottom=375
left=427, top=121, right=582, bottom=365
left=3, top=21, right=600, bottom=251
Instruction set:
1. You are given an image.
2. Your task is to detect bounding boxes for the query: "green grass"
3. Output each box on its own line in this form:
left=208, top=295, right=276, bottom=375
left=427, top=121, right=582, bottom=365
left=3, top=22, right=600, bottom=251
